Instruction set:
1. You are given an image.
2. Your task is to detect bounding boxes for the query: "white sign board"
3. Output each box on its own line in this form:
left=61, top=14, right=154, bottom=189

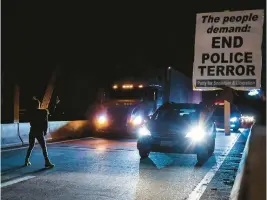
left=193, top=10, right=264, bottom=91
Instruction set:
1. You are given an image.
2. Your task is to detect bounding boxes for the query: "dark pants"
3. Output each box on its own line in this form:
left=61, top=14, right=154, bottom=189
left=26, top=133, right=49, bottom=161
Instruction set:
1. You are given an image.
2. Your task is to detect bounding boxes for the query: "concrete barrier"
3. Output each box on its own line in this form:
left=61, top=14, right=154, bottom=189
left=47, top=121, right=69, bottom=141
left=18, top=121, right=67, bottom=143
left=48, top=120, right=89, bottom=141
left=230, top=128, right=251, bottom=200
left=14, top=122, right=63, bottom=145
left=230, top=125, right=266, bottom=200
left=18, top=122, right=31, bottom=145
left=1, top=123, right=23, bottom=148
left=1, top=120, right=91, bottom=148
left=17, top=121, right=77, bottom=143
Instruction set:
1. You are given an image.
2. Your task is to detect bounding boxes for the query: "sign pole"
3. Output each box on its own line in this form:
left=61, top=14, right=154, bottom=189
left=224, top=100, right=231, bottom=135
left=223, top=10, right=231, bottom=136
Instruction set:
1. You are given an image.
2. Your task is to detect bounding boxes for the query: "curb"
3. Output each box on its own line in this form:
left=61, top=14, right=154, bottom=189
left=229, top=126, right=252, bottom=200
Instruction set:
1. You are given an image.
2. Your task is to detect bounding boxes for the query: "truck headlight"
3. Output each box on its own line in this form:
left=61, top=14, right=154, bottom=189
left=138, top=126, right=151, bottom=137
left=132, top=115, right=143, bottom=126
left=186, top=126, right=205, bottom=141
left=97, top=114, right=108, bottom=125
left=230, top=117, right=238, bottom=122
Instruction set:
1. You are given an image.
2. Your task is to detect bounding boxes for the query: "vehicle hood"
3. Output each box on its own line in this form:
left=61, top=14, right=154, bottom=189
left=147, top=118, right=196, bottom=136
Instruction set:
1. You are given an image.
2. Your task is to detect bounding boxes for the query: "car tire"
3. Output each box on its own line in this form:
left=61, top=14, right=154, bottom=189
left=197, top=148, right=209, bottom=164
left=139, top=150, right=150, bottom=159
left=137, top=136, right=152, bottom=159
left=208, top=138, right=215, bottom=156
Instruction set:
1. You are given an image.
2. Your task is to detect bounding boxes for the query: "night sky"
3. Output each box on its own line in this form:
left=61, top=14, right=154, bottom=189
left=2, top=1, right=266, bottom=121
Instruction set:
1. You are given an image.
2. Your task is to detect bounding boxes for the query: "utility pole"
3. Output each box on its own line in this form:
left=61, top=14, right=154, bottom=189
left=163, top=66, right=172, bottom=103
left=14, top=83, right=20, bottom=123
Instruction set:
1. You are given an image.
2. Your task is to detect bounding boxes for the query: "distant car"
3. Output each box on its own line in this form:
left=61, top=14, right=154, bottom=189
left=212, top=103, right=242, bottom=132
left=137, top=103, right=216, bottom=164
left=240, top=115, right=255, bottom=128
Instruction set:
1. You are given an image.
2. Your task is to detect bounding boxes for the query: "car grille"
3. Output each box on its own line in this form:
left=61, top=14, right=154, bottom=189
left=107, top=107, right=129, bottom=127
left=152, top=131, right=185, bottom=139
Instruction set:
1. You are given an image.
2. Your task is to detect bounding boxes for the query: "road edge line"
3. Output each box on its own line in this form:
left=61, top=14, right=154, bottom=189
left=1, top=175, right=36, bottom=188
left=186, top=133, right=241, bottom=200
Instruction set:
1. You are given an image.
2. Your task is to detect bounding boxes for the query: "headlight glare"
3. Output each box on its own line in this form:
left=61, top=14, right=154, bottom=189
left=138, top=126, right=151, bottom=137
left=230, top=117, right=238, bottom=122
left=97, top=115, right=107, bottom=125
left=132, top=115, right=143, bottom=126
left=186, top=126, right=205, bottom=141
left=241, top=116, right=254, bottom=122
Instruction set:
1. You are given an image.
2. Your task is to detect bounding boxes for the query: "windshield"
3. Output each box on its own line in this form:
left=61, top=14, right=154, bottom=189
left=152, top=105, right=199, bottom=121
left=108, top=88, right=157, bottom=100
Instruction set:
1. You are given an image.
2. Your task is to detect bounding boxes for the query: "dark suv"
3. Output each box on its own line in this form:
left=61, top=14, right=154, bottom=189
left=137, top=103, right=216, bottom=164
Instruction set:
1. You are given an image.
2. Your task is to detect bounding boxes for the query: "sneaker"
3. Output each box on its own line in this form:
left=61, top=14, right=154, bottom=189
left=45, top=161, right=55, bottom=168
left=24, top=161, right=31, bottom=166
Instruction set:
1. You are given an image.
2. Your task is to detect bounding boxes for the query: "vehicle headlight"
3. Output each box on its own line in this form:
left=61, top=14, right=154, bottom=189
left=138, top=126, right=151, bottom=137
left=241, top=116, right=254, bottom=122
left=132, top=115, right=143, bottom=126
left=230, top=117, right=238, bottom=122
left=97, top=114, right=108, bottom=125
left=186, top=126, right=205, bottom=141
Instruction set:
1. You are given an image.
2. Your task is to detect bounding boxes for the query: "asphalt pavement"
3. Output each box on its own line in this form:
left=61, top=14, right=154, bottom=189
left=1, top=129, right=249, bottom=200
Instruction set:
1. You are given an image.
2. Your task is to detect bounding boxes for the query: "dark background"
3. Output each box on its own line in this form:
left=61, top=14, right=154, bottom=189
left=2, top=1, right=266, bottom=122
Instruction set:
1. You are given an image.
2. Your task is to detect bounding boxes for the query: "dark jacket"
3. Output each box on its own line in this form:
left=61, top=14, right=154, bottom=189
left=29, top=109, right=48, bottom=135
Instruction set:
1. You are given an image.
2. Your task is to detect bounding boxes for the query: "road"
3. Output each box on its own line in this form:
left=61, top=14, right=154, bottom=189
left=1, top=130, right=249, bottom=200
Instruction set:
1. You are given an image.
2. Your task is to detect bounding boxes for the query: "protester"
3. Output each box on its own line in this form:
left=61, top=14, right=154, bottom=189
left=25, top=98, right=54, bottom=168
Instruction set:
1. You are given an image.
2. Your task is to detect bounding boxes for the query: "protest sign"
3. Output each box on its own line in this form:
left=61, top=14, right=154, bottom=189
left=193, top=10, right=264, bottom=91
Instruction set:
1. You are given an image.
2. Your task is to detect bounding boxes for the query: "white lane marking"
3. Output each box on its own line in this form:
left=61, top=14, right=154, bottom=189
left=1, top=137, right=96, bottom=152
left=1, top=176, right=36, bottom=188
left=187, top=133, right=240, bottom=200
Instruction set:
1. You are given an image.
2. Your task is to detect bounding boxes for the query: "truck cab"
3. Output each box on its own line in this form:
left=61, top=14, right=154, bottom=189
left=92, top=81, right=164, bottom=135
left=89, top=67, right=202, bottom=136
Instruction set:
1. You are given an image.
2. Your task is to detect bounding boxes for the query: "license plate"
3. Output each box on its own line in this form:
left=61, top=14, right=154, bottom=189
left=160, top=141, right=173, bottom=147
